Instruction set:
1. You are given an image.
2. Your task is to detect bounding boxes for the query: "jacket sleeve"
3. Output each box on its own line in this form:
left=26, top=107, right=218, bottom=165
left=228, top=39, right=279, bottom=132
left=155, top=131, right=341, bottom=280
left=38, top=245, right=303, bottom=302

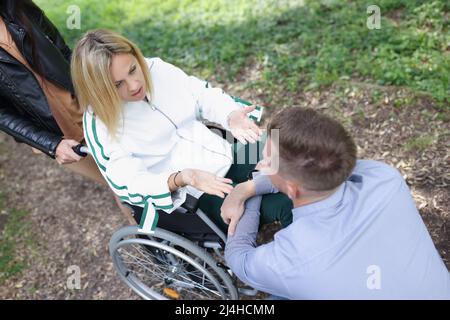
left=0, top=103, right=62, bottom=158
left=104, top=145, right=187, bottom=213
left=253, top=173, right=279, bottom=195
left=151, top=58, right=241, bottom=130
left=83, top=111, right=186, bottom=233
left=225, top=196, right=290, bottom=297
left=32, top=5, right=72, bottom=61
left=188, top=76, right=241, bottom=130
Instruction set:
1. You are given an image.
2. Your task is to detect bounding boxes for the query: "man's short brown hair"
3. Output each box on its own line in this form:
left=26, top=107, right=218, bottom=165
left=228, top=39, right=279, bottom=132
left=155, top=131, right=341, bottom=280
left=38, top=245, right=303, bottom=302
left=267, top=107, right=357, bottom=191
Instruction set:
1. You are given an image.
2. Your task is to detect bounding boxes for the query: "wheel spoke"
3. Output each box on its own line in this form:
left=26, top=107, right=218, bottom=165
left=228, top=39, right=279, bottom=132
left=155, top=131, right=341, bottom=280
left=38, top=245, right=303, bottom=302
left=111, top=232, right=236, bottom=300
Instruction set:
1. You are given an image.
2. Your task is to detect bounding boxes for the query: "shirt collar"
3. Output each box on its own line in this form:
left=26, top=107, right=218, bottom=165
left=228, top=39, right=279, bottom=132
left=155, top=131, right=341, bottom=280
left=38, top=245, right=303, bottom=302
left=291, top=181, right=347, bottom=219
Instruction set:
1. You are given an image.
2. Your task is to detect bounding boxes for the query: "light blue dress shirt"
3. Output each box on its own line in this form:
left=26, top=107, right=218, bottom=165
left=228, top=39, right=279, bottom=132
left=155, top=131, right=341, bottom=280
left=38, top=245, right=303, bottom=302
left=225, top=160, right=450, bottom=299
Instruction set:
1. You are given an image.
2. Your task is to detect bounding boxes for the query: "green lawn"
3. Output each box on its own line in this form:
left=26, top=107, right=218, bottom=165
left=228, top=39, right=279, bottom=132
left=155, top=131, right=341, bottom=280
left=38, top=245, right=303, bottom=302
left=36, top=0, right=449, bottom=108
left=0, top=192, right=33, bottom=284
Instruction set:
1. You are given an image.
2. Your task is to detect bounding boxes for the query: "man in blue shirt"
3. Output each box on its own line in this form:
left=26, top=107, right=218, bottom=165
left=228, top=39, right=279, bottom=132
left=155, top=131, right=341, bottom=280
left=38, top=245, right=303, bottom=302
left=222, top=107, right=450, bottom=299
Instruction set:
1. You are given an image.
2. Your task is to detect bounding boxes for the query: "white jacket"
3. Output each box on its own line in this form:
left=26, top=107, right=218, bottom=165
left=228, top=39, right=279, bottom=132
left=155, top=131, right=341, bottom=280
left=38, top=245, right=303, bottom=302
left=83, top=57, right=261, bottom=233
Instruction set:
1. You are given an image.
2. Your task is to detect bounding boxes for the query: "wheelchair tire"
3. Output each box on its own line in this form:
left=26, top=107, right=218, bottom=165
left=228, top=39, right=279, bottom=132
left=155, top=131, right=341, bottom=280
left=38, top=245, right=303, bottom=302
left=109, top=226, right=238, bottom=300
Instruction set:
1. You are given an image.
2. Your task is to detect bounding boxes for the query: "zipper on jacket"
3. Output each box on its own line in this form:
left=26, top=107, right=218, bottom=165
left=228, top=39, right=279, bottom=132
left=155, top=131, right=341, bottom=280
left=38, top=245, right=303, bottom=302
left=150, top=103, right=178, bottom=129
left=148, top=102, right=232, bottom=161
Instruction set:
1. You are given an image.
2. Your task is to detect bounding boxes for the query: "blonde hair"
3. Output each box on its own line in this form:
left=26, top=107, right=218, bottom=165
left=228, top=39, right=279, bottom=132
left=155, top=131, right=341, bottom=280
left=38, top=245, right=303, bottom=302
left=71, top=29, right=152, bottom=135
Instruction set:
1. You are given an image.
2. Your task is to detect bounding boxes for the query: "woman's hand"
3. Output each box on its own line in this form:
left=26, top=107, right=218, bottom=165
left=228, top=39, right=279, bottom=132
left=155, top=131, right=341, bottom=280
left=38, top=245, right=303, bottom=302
left=55, top=139, right=82, bottom=165
left=227, top=106, right=263, bottom=145
left=181, top=169, right=234, bottom=198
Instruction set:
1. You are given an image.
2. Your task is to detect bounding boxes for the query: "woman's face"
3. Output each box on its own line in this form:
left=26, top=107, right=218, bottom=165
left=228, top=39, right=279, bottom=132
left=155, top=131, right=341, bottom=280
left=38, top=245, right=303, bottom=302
left=110, top=53, right=146, bottom=102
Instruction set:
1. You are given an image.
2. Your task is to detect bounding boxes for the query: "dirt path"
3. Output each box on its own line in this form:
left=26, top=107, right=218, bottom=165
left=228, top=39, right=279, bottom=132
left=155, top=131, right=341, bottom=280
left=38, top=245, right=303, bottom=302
left=0, top=133, right=135, bottom=299
left=0, top=83, right=448, bottom=299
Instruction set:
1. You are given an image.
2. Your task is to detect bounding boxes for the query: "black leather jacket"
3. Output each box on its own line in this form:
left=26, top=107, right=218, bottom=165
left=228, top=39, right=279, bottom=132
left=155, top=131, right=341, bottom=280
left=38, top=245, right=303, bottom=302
left=0, top=2, right=74, bottom=158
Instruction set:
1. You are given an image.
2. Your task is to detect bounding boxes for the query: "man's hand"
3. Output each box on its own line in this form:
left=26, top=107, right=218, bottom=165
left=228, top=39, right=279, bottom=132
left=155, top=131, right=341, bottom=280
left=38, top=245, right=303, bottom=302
left=220, top=180, right=256, bottom=235
left=55, top=139, right=82, bottom=165
left=228, top=106, right=263, bottom=145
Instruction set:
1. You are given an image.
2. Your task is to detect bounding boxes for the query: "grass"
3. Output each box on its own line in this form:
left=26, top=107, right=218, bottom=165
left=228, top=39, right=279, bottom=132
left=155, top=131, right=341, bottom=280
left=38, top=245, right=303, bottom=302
left=0, top=192, right=4, bottom=208
left=404, top=135, right=437, bottom=152
left=35, top=0, right=449, bottom=108
left=0, top=192, right=33, bottom=285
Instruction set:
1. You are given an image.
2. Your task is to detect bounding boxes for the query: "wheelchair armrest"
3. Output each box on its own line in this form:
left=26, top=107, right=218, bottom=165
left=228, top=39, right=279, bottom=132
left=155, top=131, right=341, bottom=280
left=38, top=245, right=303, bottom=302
left=126, top=194, right=199, bottom=225
left=181, top=193, right=200, bottom=214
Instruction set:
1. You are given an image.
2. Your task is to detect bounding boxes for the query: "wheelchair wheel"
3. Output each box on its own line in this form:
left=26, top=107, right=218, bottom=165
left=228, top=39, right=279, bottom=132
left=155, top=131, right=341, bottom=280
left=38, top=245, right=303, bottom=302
left=109, top=226, right=238, bottom=300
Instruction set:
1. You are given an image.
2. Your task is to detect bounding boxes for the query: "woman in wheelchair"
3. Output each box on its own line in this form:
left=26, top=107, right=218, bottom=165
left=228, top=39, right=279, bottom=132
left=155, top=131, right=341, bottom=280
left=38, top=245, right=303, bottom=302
left=70, top=29, right=293, bottom=235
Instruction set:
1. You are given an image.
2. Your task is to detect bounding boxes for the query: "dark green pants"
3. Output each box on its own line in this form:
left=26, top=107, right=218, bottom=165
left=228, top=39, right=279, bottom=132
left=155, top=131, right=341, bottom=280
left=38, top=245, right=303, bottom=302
left=198, top=139, right=293, bottom=233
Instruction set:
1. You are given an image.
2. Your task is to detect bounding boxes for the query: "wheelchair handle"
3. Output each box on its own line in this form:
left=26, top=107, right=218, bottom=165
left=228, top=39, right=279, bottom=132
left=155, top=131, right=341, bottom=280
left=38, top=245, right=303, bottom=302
left=72, top=144, right=90, bottom=157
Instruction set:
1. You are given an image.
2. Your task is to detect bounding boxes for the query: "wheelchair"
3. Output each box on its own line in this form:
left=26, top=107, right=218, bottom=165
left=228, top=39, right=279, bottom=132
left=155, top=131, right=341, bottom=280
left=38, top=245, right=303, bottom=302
left=76, top=94, right=264, bottom=300
left=109, top=195, right=257, bottom=300
left=76, top=123, right=261, bottom=300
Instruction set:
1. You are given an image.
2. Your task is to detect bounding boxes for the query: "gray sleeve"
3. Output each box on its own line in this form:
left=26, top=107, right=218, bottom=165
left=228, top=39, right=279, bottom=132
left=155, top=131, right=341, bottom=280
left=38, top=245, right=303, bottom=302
left=253, top=173, right=279, bottom=195
left=225, top=195, right=262, bottom=261
left=225, top=195, right=291, bottom=297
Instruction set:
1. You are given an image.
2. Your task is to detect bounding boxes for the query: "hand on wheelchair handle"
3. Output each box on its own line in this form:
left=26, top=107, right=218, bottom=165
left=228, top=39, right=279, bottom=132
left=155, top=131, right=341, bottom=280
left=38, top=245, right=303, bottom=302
left=55, top=139, right=83, bottom=164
